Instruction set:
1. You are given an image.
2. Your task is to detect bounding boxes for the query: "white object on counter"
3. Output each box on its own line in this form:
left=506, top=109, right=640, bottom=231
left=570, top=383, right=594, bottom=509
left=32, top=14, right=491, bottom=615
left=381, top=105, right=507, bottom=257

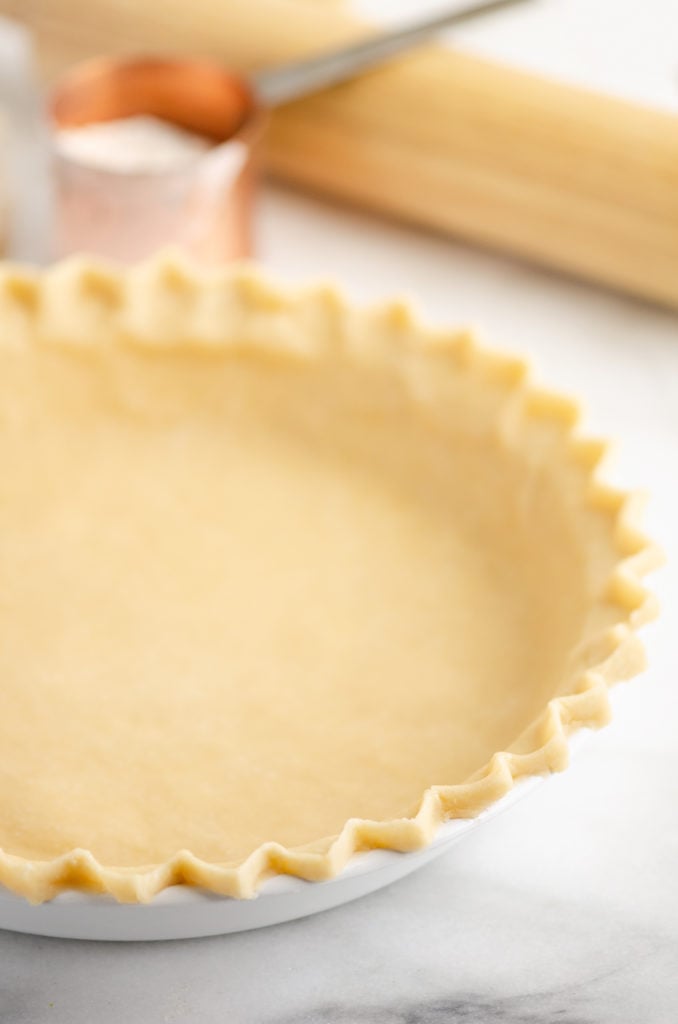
left=0, top=18, right=51, bottom=262
left=0, top=110, right=7, bottom=251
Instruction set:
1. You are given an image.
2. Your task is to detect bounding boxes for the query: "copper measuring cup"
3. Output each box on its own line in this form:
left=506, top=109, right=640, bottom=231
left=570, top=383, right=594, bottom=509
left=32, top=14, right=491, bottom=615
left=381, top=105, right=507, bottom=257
left=49, top=0, right=525, bottom=264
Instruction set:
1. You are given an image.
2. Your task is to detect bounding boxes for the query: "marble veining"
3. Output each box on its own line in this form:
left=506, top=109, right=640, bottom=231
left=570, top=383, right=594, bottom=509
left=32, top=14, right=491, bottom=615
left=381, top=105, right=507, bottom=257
left=275, top=998, right=609, bottom=1023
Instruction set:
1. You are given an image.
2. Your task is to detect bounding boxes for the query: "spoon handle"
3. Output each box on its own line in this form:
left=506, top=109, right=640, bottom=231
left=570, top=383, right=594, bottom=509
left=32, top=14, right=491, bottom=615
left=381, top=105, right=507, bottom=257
left=253, top=0, right=530, bottom=108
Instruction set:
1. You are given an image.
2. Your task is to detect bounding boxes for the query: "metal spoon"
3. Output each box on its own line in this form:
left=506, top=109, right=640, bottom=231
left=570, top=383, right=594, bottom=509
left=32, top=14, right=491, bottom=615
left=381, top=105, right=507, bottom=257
left=255, top=0, right=528, bottom=106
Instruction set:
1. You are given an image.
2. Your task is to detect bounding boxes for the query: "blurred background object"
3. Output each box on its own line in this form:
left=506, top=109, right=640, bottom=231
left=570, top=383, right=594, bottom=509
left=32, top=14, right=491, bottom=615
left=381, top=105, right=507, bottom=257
left=0, top=18, right=51, bottom=260
left=50, top=56, right=262, bottom=263
left=1, top=0, right=677, bottom=306
left=45, top=3, right=521, bottom=265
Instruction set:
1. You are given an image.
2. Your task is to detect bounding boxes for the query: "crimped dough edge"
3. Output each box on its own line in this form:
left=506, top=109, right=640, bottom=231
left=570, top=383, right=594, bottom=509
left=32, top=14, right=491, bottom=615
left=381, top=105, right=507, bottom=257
left=0, top=253, right=661, bottom=904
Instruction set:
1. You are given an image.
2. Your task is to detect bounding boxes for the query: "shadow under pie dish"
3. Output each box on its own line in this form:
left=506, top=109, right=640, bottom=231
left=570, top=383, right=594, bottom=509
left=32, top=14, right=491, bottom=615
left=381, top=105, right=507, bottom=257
left=0, top=257, right=659, bottom=905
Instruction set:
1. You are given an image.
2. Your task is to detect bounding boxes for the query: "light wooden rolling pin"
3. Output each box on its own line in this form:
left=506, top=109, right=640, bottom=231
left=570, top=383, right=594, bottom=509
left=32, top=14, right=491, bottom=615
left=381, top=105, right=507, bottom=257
left=5, top=0, right=678, bottom=308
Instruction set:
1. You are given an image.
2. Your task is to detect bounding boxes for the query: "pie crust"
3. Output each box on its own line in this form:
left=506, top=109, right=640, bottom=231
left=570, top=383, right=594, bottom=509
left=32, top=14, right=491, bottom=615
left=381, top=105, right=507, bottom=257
left=0, top=256, right=659, bottom=904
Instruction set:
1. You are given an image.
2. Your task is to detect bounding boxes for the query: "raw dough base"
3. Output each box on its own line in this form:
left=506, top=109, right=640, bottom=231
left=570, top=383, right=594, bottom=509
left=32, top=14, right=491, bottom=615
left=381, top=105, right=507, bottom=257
left=0, top=261, right=657, bottom=901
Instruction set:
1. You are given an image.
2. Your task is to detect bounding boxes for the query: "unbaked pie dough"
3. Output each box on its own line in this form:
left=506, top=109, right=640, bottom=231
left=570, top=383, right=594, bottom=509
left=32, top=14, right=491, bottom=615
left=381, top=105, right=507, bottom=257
left=0, top=258, right=658, bottom=903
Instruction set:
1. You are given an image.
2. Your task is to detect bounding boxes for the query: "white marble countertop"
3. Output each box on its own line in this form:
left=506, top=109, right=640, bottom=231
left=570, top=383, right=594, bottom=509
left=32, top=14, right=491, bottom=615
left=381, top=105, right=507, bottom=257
left=2, top=1, right=678, bottom=1020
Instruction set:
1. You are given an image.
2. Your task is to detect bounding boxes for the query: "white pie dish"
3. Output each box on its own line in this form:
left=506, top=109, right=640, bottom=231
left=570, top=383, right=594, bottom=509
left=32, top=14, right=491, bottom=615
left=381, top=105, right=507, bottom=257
left=0, top=258, right=658, bottom=923
left=0, top=772, right=545, bottom=941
